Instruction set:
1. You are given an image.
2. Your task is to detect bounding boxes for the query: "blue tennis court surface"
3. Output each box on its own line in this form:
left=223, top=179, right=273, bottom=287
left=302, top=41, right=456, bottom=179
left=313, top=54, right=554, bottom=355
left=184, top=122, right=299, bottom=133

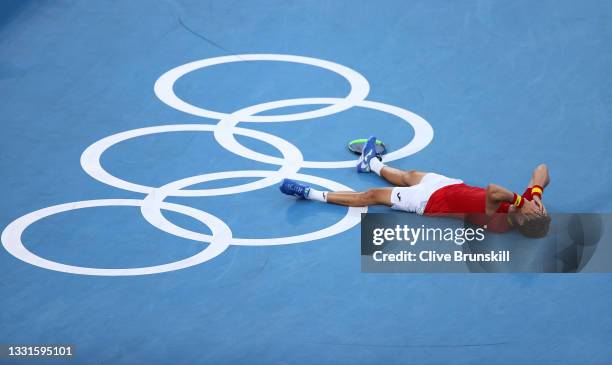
left=1, top=1, right=611, bottom=363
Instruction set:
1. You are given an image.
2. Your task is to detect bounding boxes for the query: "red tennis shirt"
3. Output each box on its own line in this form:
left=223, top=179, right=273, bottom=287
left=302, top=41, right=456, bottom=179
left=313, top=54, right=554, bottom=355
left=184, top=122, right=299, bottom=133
left=423, top=184, right=534, bottom=233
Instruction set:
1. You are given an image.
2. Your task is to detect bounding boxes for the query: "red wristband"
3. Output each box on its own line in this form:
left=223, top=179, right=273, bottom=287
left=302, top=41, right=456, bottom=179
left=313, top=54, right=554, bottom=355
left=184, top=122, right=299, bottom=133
left=531, top=185, right=543, bottom=199
left=513, top=193, right=524, bottom=208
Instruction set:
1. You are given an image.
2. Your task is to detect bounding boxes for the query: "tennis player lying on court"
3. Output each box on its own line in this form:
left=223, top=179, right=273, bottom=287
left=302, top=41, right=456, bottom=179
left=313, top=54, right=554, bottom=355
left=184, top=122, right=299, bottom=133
left=280, top=136, right=551, bottom=238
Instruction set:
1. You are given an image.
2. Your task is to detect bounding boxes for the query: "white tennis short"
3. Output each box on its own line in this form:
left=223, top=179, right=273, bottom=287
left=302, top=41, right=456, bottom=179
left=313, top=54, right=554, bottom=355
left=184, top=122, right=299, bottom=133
left=390, top=173, right=463, bottom=215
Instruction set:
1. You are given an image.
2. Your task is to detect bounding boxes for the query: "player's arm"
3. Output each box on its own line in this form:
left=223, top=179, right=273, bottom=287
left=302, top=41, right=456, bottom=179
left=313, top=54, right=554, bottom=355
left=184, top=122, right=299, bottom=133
left=529, top=163, right=550, bottom=189
left=485, top=183, right=514, bottom=214
left=485, top=183, right=541, bottom=218
left=528, top=163, right=549, bottom=211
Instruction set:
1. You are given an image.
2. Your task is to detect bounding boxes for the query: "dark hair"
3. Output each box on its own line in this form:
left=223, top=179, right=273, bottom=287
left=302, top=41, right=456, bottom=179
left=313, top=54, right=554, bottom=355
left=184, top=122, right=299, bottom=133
left=517, top=214, right=552, bottom=238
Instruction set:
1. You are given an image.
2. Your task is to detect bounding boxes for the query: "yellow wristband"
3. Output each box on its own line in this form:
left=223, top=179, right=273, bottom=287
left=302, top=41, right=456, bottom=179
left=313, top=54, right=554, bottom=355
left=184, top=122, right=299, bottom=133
left=513, top=193, right=524, bottom=208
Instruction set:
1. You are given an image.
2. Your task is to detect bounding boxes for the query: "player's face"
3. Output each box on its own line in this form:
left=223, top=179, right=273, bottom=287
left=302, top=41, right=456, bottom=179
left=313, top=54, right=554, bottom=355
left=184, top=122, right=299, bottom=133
left=514, top=212, right=526, bottom=226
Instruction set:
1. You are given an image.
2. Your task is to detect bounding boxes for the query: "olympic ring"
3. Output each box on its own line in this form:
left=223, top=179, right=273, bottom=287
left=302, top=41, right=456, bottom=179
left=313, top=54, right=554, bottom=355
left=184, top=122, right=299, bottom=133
left=1, top=54, right=433, bottom=276
left=213, top=97, right=434, bottom=169
left=1, top=199, right=232, bottom=276
left=154, top=54, right=370, bottom=122
left=80, top=124, right=303, bottom=196
left=140, top=171, right=366, bottom=246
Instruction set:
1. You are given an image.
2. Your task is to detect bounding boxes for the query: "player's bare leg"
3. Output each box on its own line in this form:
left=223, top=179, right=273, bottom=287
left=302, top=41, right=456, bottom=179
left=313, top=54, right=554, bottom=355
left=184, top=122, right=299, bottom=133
left=377, top=164, right=426, bottom=187
left=279, top=179, right=392, bottom=207
left=280, top=136, right=422, bottom=206
left=355, top=135, right=427, bottom=186
left=326, top=188, right=393, bottom=207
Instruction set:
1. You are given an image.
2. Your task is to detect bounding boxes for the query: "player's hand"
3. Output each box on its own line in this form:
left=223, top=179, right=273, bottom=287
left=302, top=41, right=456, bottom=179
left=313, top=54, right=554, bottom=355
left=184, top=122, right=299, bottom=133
left=532, top=195, right=547, bottom=215
left=519, top=199, right=543, bottom=219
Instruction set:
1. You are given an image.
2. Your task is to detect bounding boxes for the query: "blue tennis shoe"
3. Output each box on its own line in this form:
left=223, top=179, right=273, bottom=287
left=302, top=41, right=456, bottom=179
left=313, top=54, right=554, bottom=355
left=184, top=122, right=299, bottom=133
left=356, top=136, right=378, bottom=173
left=279, top=178, right=311, bottom=199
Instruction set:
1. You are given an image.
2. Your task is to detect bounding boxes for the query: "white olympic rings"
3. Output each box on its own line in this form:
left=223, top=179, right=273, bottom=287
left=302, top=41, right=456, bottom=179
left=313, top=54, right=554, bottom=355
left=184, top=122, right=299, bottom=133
left=213, top=97, right=433, bottom=169
left=81, top=124, right=304, bottom=196
left=154, top=54, right=371, bottom=122
left=1, top=199, right=232, bottom=276
left=2, top=54, right=433, bottom=276
left=140, top=170, right=365, bottom=246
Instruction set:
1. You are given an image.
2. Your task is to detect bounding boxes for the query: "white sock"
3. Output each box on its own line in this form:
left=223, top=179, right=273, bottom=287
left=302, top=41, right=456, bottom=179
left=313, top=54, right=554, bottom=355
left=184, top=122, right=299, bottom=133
left=369, top=157, right=385, bottom=175
left=307, top=188, right=328, bottom=202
